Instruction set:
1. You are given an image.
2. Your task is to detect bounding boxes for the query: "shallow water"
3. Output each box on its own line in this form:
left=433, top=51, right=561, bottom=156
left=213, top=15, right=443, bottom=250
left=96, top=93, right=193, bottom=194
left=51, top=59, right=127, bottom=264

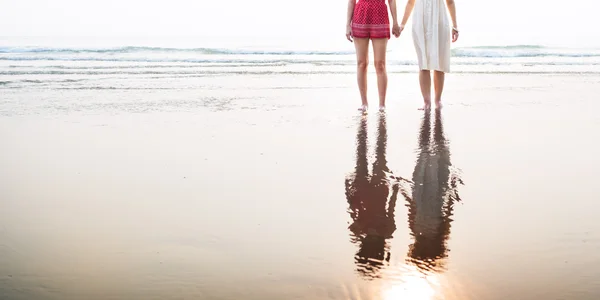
left=1, top=73, right=600, bottom=299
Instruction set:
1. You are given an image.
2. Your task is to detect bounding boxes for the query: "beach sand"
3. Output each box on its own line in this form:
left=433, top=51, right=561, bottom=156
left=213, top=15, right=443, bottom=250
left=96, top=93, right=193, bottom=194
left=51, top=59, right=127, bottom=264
left=1, top=73, right=600, bottom=299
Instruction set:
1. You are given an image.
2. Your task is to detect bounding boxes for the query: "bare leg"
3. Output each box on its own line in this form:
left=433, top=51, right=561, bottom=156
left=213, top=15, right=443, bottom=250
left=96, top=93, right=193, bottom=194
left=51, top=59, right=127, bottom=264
left=372, top=38, right=388, bottom=110
left=433, top=70, right=445, bottom=109
left=418, top=70, right=432, bottom=110
left=354, top=38, right=370, bottom=110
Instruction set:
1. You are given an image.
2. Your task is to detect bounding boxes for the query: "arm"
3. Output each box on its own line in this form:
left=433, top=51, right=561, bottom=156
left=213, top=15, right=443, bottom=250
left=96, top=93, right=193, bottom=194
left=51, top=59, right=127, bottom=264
left=388, top=0, right=398, bottom=25
left=346, top=0, right=356, bottom=42
left=346, top=0, right=356, bottom=27
left=389, top=0, right=402, bottom=37
left=400, top=0, right=416, bottom=27
left=445, top=0, right=458, bottom=42
left=446, top=0, right=458, bottom=29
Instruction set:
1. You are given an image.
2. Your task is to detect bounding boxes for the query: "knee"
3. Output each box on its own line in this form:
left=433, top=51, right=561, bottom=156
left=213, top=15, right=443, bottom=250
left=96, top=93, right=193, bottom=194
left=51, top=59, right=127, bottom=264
left=357, top=59, right=369, bottom=71
left=374, top=60, right=386, bottom=74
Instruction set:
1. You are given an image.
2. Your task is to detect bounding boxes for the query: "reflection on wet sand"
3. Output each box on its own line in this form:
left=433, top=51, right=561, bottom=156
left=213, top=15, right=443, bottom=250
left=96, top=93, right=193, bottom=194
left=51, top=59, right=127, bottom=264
left=382, top=109, right=465, bottom=300
left=345, top=114, right=400, bottom=279
left=345, top=110, right=465, bottom=299
left=406, top=109, right=464, bottom=274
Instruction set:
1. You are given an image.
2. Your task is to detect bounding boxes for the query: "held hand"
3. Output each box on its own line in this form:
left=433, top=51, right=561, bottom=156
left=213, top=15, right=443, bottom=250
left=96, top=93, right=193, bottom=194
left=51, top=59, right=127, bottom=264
left=392, top=23, right=403, bottom=38
left=392, top=23, right=404, bottom=38
left=346, top=25, right=353, bottom=42
left=452, top=27, right=459, bottom=42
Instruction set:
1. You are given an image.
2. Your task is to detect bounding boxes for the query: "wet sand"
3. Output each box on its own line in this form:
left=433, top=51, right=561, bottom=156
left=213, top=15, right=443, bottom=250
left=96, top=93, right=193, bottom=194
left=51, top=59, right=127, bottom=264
left=1, top=73, right=600, bottom=299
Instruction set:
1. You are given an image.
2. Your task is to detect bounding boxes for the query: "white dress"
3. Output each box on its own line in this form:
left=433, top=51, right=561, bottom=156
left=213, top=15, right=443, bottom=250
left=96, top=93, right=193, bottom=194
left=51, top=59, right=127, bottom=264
left=411, top=0, right=452, bottom=73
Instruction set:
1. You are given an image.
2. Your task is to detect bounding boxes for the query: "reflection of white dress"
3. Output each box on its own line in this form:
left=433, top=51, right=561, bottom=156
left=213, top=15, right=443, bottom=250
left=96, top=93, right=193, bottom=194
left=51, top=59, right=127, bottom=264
left=412, top=151, right=444, bottom=238
left=412, top=0, right=451, bottom=73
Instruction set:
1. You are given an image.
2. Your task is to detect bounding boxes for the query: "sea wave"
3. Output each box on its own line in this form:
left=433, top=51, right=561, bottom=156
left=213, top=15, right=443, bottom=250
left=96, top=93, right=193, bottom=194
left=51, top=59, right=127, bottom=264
left=0, top=46, right=355, bottom=56
left=452, top=45, right=600, bottom=58
left=0, top=56, right=356, bottom=64
left=1, top=45, right=600, bottom=58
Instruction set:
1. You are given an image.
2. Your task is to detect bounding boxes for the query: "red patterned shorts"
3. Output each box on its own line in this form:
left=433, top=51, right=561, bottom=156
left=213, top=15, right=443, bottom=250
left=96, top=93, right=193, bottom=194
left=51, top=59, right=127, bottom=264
left=351, top=0, right=390, bottom=39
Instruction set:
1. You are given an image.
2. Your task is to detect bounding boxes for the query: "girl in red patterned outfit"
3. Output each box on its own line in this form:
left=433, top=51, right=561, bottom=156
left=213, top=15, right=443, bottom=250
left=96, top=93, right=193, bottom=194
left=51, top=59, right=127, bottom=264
left=347, top=0, right=400, bottom=112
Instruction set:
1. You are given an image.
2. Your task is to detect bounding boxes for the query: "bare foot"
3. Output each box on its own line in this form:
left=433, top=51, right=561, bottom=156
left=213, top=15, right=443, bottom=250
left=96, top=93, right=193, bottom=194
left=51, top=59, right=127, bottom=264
left=418, top=99, right=432, bottom=110
left=418, top=104, right=431, bottom=111
left=435, top=100, right=443, bottom=109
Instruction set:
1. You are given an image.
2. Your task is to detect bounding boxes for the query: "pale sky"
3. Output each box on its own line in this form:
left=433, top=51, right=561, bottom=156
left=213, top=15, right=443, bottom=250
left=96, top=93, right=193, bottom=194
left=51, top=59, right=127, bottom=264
left=1, top=0, right=599, bottom=47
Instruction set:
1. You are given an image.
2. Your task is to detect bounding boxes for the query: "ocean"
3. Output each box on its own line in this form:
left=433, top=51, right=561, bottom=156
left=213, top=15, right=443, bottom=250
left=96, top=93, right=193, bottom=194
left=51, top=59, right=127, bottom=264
left=2, top=36, right=600, bottom=92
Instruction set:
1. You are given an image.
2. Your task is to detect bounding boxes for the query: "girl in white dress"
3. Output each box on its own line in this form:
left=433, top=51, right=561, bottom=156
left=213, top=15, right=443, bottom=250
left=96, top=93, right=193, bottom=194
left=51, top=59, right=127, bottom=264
left=399, top=0, right=459, bottom=109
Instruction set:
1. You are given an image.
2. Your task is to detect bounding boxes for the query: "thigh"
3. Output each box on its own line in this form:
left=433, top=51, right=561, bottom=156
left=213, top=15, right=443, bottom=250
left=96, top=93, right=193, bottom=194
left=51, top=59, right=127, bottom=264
left=371, top=38, right=388, bottom=62
left=354, top=38, right=370, bottom=62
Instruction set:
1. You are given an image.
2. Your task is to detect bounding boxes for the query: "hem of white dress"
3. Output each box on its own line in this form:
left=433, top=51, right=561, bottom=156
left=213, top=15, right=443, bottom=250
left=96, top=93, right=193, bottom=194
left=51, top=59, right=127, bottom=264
left=419, top=67, right=450, bottom=73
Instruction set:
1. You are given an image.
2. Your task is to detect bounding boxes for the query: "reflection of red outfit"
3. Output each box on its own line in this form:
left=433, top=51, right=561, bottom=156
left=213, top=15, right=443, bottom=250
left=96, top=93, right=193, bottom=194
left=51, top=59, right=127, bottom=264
left=351, top=0, right=391, bottom=39
left=347, top=182, right=396, bottom=239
